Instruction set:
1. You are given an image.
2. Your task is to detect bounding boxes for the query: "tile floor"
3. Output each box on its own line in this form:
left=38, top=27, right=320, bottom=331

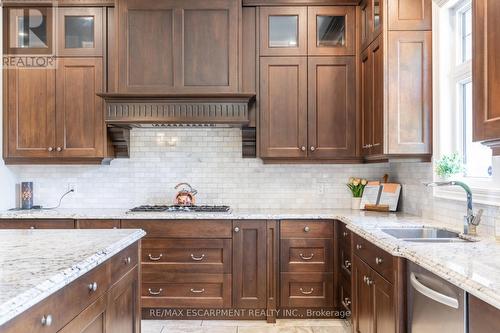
left=142, top=319, right=352, bottom=333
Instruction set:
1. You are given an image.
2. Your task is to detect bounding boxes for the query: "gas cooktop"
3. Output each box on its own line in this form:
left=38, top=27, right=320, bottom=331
left=128, top=205, right=231, bottom=213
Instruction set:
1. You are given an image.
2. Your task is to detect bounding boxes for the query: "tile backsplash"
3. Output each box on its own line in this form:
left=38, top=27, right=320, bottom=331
left=7, top=128, right=389, bottom=209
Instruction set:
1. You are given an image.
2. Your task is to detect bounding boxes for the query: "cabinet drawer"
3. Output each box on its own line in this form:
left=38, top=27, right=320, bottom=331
left=280, top=272, right=333, bottom=308
left=76, top=219, right=120, bottom=229
left=141, top=274, right=231, bottom=308
left=280, top=220, right=333, bottom=239
left=0, top=219, right=75, bottom=229
left=338, top=221, right=352, bottom=248
left=339, top=272, right=352, bottom=312
left=121, top=220, right=232, bottom=238
left=1, top=262, right=109, bottom=333
left=352, top=234, right=394, bottom=283
left=142, top=238, right=231, bottom=274
left=280, top=238, right=333, bottom=272
left=340, top=245, right=352, bottom=275
left=110, top=242, right=138, bottom=284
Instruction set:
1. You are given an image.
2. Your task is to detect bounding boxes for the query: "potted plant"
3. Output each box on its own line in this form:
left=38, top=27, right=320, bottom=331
left=435, top=152, right=464, bottom=180
left=347, top=177, right=368, bottom=210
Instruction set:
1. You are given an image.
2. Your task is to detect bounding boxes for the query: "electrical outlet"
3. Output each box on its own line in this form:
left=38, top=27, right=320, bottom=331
left=67, top=183, right=77, bottom=193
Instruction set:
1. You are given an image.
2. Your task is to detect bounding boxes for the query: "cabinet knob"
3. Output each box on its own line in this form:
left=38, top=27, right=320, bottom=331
left=41, top=314, right=53, bottom=326
left=356, top=244, right=363, bottom=250
left=310, top=146, right=316, bottom=152
left=344, top=260, right=352, bottom=268
left=56, top=147, right=62, bottom=152
left=343, top=231, right=349, bottom=237
left=234, top=227, right=240, bottom=233
left=304, top=226, right=310, bottom=232
left=363, top=276, right=368, bottom=283
left=30, top=226, right=35, bottom=230
left=124, top=256, right=131, bottom=265
left=375, top=257, right=383, bottom=265
left=301, top=146, right=306, bottom=151
left=47, top=147, right=54, bottom=152
left=88, top=282, right=98, bottom=292
left=367, top=278, right=374, bottom=286
left=343, top=297, right=352, bottom=306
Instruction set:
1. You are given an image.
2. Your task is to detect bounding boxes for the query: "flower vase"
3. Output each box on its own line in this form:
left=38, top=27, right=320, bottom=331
left=351, top=197, right=362, bottom=210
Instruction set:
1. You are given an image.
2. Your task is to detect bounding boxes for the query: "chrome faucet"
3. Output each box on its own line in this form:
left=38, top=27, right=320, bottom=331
left=425, top=181, right=483, bottom=236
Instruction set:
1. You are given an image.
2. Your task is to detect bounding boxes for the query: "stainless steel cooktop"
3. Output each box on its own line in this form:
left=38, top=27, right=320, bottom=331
left=128, top=205, right=231, bottom=213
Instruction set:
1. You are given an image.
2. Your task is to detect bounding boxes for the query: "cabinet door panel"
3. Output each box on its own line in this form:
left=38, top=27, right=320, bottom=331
left=388, top=0, right=432, bottom=31
left=118, top=0, right=175, bottom=92
left=371, top=37, right=384, bottom=155
left=260, top=57, right=308, bottom=158
left=360, top=48, right=373, bottom=156
left=58, top=295, right=106, bottom=333
left=373, top=271, right=395, bottom=333
left=233, top=221, right=267, bottom=308
left=308, top=6, right=356, bottom=56
left=56, top=58, right=104, bottom=158
left=308, top=57, right=356, bottom=158
left=260, top=7, right=307, bottom=56
left=473, top=0, right=500, bottom=153
left=353, top=255, right=372, bottom=333
left=106, top=268, right=140, bottom=333
left=387, top=31, right=432, bottom=155
left=6, top=67, right=56, bottom=158
left=57, top=7, right=103, bottom=56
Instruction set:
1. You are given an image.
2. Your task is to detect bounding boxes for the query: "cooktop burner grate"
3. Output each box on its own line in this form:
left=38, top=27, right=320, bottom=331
left=128, top=205, right=231, bottom=213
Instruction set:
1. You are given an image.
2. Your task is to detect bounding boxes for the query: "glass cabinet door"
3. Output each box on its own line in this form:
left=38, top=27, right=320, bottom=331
left=260, top=7, right=307, bottom=56
left=57, top=7, right=102, bottom=56
left=4, top=7, right=53, bottom=55
left=308, top=6, right=355, bottom=56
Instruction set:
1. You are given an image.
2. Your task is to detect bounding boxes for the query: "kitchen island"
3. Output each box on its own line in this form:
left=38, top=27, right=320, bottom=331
left=0, top=229, right=145, bottom=332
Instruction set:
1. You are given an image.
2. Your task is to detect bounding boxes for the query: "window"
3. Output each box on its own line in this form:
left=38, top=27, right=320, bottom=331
left=434, top=0, right=499, bottom=205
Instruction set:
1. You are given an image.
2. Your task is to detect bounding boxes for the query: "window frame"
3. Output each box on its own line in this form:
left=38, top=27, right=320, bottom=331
left=433, top=0, right=500, bottom=206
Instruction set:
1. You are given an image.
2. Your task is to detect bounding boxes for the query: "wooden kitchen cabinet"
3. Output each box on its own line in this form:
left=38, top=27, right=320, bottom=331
left=387, top=0, right=432, bottom=31
left=232, top=220, right=267, bottom=309
left=0, top=219, right=75, bottom=229
left=259, top=57, right=308, bottom=159
left=77, top=219, right=120, bottom=229
left=259, top=6, right=308, bottom=56
left=360, top=0, right=383, bottom=51
left=117, top=0, right=240, bottom=93
left=473, top=0, right=500, bottom=155
left=56, top=57, right=105, bottom=158
left=307, top=6, right=356, bottom=56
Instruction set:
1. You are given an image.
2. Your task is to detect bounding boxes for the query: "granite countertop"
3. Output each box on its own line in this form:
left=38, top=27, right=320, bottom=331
left=0, top=229, right=146, bottom=326
left=1, top=208, right=500, bottom=311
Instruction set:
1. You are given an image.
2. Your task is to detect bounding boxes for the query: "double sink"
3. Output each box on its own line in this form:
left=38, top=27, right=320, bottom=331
left=381, top=227, right=475, bottom=243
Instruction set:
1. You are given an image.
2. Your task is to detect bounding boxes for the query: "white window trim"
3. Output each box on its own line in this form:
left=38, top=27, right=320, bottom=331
left=432, top=0, right=500, bottom=207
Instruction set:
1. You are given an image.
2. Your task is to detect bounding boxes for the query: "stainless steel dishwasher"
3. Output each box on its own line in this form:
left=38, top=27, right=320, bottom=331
left=408, top=262, right=467, bottom=333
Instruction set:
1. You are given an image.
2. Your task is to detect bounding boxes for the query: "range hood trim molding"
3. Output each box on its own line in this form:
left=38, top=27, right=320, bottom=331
left=98, top=92, right=256, bottom=125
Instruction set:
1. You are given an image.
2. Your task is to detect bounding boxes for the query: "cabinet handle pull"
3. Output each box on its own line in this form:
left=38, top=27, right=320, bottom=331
left=148, top=254, right=163, bottom=261
left=190, top=288, right=205, bottom=294
left=344, top=260, right=352, bottom=268
left=41, top=314, right=53, bottom=326
left=148, top=288, right=163, bottom=296
left=124, top=256, right=131, bottom=265
left=299, top=253, right=314, bottom=260
left=190, top=254, right=205, bottom=261
left=304, top=226, right=310, bottom=232
left=88, top=282, right=98, bottom=292
left=299, top=288, right=314, bottom=295
left=356, top=244, right=363, bottom=250
left=363, top=144, right=373, bottom=149
left=372, top=143, right=381, bottom=147
left=375, top=257, right=383, bottom=265
left=47, top=147, right=54, bottom=152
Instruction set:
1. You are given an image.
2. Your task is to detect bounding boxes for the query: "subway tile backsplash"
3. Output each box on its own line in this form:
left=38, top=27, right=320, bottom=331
left=8, top=128, right=390, bottom=209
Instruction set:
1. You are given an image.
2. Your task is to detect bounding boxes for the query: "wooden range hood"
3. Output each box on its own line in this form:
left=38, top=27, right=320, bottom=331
left=98, top=93, right=256, bottom=126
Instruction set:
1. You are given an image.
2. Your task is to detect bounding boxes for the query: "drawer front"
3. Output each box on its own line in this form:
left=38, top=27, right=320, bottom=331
left=338, top=221, right=351, bottom=248
left=110, top=242, right=139, bottom=284
left=141, top=274, right=231, bottom=308
left=352, top=234, right=394, bottom=283
left=280, top=238, right=333, bottom=272
left=339, top=272, right=352, bottom=312
left=280, top=272, right=333, bottom=308
left=280, top=220, right=334, bottom=239
left=142, top=238, right=231, bottom=274
left=76, top=219, right=120, bottom=229
left=1, top=262, right=109, bottom=333
left=121, top=220, right=232, bottom=238
left=0, top=219, right=75, bottom=229
left=340, top=245, right=352, bottom=276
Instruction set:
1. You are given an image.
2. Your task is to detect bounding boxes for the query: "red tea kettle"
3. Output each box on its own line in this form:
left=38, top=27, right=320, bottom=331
left=174, top=183, right=197, bottom=206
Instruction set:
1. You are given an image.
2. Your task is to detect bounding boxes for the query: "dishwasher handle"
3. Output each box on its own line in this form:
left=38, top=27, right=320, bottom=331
left=410, top=273, right=459, bottom=309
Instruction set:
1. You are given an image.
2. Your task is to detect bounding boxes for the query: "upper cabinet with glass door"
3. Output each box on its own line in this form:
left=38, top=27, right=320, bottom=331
left=56, top=7, right=103, bottom=56
left=260, top=7, right=307, bottom=56
left=360, top=0, right=383, bottom=51
left=4, top=6, right=53, bottom=55
left=307, top=6, right=355, bottom=56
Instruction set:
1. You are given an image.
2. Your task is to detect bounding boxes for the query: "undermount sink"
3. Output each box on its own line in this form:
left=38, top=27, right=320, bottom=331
left=381, top=227, right=475, bottom=243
